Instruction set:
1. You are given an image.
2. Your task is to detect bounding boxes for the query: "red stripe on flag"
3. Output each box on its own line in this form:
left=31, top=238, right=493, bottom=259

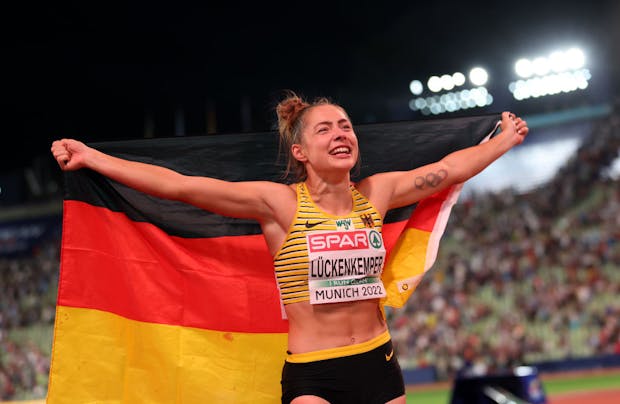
left=58, top=201, right=411, bottom=332
left=403, top=188, right=452, bottom=232
left=59, top=200, right=288, bottom=333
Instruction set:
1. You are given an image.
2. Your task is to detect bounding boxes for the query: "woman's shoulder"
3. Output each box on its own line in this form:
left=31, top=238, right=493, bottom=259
left=351, top=174, right=392, bottom=218
left=352, top=173, right=384, bottom=192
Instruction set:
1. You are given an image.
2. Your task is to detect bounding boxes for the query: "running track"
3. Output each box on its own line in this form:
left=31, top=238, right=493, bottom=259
left=551, top=388, right=620, bottom=403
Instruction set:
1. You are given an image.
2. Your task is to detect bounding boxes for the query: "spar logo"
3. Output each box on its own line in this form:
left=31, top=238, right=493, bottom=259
left=368, top=230, right=382, bottom=249
left=308, top=230, right=383, bottom=252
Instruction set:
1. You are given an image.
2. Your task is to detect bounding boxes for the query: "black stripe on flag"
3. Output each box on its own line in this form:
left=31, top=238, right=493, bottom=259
left=63, top=114, right=500, bottom=238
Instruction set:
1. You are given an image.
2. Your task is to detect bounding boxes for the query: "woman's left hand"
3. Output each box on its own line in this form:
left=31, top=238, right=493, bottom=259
left=501, top=111, right=529, bottom=146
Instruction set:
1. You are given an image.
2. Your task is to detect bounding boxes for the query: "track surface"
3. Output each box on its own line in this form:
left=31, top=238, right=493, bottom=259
left=551, top=388, right=620, bottom=403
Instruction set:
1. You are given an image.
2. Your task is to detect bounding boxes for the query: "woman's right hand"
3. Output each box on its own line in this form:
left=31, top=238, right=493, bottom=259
left=50, top=139, right=90, bottom=171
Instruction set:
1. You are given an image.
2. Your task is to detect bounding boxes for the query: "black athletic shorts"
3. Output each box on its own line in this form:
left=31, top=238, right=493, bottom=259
left=281, top=333, right=405, bottom=404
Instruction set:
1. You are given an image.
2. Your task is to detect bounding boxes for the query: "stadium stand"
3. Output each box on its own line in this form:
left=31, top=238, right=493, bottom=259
left=389, top=101, right=620, bottom=381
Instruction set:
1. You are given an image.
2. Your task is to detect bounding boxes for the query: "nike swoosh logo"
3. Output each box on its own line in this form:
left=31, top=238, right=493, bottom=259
left=305, top=220, right=328, bottom=229
left=385, top=349, right=394, bottom=362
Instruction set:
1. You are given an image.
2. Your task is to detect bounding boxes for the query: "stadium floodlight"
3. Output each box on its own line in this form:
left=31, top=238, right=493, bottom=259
left=509, top=47, right=589, bottom=101
left=515, top=58, right=533, bottom=78
left=469, top=67, right=488, bottom=86
left=566, top=47, right=585, bottom=69
left=417, top=71, right=468, bottom=94
left=409, top=79, right=424, bottom=95
left=409, top=68, right=493, bottom=115
left=428, top=76, right=443, bottom=93
left=532, top=57, right=550, bottom=76
left=440, top=74, right=455, bottom=91
left=549, top=51, right=569, bottom=73
left=408, top=85, right=493, bottom=115
left=452, top=72, right=466, bottom=86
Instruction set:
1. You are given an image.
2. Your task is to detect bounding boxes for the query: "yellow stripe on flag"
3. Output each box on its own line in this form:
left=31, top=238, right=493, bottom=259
left=48, top=306, right=287, bottom=403
left=382, top=227, right=431, bottom=308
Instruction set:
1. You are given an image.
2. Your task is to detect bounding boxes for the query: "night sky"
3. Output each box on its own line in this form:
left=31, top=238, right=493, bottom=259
left=5, top=1, right=620, bottom=173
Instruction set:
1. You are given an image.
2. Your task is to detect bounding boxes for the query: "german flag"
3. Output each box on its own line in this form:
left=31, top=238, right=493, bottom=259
left=47, top=114, right=500, bottom=403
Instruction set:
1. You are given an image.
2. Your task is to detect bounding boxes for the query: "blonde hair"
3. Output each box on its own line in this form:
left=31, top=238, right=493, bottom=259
left=276, top=91, right=357, bottom=181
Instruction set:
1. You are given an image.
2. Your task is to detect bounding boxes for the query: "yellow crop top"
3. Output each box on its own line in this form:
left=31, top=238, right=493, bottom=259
left=273, top=182, right=385, bottom=305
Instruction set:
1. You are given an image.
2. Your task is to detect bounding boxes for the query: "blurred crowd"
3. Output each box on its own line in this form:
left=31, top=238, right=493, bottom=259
left=389, top=103, right=620, bottom=379
left=0, top=239, right=59, bottom=399
left=1, top=104, right=619, bottom=399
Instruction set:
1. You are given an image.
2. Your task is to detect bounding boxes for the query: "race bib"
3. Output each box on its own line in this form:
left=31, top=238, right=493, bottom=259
left=307, top=228, right=386, bottom=304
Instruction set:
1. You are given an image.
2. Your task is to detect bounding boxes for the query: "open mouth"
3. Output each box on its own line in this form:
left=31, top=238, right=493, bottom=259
left=329, top=146, right=351, bottom=156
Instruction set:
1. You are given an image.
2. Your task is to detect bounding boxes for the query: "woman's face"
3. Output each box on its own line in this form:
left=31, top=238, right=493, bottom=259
left=293, top=104, right=359, bottom=176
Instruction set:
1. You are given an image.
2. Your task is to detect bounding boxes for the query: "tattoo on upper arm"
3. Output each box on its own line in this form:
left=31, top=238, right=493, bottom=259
left=414, top=169, right=448, bottom=189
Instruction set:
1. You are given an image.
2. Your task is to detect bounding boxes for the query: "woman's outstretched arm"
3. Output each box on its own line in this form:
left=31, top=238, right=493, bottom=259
left=50, top=138, right=289, bottom=221
left=358, top=111, right=529, bottom=215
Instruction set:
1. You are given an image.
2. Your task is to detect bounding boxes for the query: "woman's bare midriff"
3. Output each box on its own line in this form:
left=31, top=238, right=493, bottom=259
left=284, top=298, right=388, bottom=354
